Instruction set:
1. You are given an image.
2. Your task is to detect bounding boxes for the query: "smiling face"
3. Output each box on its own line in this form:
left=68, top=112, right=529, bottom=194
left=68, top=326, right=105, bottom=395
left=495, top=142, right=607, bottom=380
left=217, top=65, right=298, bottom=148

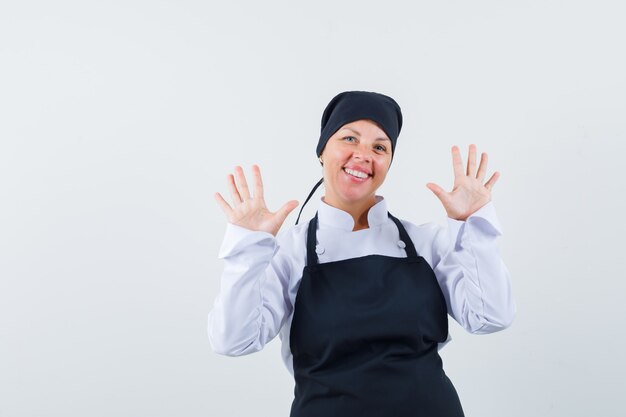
left=319, top=119, right=393, bottom=214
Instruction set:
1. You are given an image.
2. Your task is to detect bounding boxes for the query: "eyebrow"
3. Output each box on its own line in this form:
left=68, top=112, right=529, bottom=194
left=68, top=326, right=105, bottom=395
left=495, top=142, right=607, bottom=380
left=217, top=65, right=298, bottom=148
left=339, top=127, right=391, bottom=142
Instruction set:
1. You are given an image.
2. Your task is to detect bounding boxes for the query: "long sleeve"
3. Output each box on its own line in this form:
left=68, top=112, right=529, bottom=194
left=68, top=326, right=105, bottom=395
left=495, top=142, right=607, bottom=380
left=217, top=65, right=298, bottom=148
left=431, top=201, right=516, bottom=334
left=207, top=223, right=293, bottom=356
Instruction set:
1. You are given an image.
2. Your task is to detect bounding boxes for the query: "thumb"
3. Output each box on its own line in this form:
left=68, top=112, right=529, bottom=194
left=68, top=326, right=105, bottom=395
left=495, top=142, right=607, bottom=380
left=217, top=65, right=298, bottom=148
left=426, top=182, right=447, bottom=202
left=275, top=200, right=299, bottom=223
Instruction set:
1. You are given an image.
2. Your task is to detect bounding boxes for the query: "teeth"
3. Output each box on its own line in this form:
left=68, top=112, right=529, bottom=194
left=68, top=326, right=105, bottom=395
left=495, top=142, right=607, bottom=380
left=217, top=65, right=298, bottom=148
left=344, top=168, right=369, bottom=179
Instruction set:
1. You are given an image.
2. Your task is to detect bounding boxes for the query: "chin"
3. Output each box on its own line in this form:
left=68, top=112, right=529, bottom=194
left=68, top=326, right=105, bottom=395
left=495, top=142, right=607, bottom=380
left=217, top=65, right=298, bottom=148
left=339, top=189, right=377, bottom=203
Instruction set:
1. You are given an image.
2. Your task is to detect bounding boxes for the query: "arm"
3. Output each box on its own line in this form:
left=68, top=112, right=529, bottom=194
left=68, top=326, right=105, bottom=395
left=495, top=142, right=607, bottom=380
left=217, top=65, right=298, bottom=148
left=425, top=144, right=515, bottom=333
left=432, top=200, right=516, bottom=334
left=210, top=164, right=299, bottom=355
left=208, top=223, right=293, bottom=356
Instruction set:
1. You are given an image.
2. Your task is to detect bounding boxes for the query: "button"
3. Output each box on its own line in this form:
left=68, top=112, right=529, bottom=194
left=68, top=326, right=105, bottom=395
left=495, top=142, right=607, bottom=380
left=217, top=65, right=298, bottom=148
left=397, top=240, right=406, bottom=249
left=315, top=245, right=325, bottom=255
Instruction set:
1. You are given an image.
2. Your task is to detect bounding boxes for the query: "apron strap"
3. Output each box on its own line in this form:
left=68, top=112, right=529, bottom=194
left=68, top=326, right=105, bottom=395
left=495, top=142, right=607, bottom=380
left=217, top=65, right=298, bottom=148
left=296, top=178, right=324, bottom=225
left=306, top=211, right=319, bottom=266
left=387, top=212, right=420, bottom=261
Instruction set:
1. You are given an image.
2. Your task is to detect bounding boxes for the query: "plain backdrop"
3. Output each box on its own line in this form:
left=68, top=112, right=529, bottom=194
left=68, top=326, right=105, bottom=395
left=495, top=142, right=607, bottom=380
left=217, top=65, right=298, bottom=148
left=1, top=1, right=625, bottom=416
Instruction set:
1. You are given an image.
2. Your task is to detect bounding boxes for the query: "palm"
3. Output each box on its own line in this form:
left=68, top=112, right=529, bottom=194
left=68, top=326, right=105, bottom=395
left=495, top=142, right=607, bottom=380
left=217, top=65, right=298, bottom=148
left=228, top=201, right=284, bottom=235
left=214, top=165, right=299, bottom=236
left=426, top=144, right=500, bottom=221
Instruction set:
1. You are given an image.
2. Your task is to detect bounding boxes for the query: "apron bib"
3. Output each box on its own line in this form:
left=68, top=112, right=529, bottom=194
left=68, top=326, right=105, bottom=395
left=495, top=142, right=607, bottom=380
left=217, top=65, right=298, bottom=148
left=289, top=211, right=465, bottom=417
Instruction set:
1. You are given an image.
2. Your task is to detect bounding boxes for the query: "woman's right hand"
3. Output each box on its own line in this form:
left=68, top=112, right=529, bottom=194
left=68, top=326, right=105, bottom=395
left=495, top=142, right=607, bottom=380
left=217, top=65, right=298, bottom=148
left=214, top=165, right=299, bottom=236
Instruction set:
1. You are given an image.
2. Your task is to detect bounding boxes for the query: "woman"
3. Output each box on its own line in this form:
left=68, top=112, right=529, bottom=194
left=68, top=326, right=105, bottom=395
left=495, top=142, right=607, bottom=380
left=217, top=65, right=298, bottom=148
left=209, top=91, right=516, bottom=416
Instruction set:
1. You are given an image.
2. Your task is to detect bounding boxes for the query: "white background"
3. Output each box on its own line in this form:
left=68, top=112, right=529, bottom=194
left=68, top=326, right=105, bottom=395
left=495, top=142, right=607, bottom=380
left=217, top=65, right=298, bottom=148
left=1, top=1, right=624, bottom=416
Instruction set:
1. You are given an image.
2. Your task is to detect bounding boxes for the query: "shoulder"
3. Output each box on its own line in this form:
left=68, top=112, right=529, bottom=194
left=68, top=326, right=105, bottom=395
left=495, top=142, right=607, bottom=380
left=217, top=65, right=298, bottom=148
left=277, top=218, right=310, bottom=245
left=395, top=215, right=442, bottom=238
left=271, top=219, right=310, bottom=287
left=273, top=218, right=310, bottom=270
left=391, top=215, right=446, bottom=266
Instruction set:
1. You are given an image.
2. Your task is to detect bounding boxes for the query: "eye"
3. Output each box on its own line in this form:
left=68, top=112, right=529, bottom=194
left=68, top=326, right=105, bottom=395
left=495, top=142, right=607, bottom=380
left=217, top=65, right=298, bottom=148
left=375, top=144, right=387, bottom=152
left=343, top=136, right=357, bottom=143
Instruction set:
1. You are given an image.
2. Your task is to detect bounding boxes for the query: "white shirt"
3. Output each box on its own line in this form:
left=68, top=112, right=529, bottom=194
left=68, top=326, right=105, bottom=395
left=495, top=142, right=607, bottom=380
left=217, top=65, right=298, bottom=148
left=208, top=195, right=516, bottom=377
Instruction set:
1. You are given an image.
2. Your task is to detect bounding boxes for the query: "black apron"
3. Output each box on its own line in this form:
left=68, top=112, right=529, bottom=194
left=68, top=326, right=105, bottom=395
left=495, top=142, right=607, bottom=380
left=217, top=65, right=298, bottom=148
left=289, top=211, right=465, bottom=417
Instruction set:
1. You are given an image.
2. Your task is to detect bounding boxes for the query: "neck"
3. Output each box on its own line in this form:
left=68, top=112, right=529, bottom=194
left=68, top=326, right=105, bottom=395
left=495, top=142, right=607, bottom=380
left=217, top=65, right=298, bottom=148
left=322, top=195, right=377, bottom=231
left=352, top=212, right=370, bottom=231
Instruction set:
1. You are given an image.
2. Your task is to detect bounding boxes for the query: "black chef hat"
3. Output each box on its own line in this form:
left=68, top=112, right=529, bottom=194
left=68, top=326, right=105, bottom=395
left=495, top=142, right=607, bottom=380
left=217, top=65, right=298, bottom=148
left=295, top=91, right=403, bottom=225
left=317, top=91, right=403, bottom=158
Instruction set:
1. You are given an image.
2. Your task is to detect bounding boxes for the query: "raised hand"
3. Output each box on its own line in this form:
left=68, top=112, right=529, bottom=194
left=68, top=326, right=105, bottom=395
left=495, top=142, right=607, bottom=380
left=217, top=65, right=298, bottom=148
left=425, top=144, right=500, bottom=221
left=214, top=165, right=299, bottom=236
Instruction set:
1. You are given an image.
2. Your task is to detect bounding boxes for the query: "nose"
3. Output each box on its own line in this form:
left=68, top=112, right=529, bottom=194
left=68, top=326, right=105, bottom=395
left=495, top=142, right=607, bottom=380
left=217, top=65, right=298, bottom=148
left=352, top=144, right=373, bottom=161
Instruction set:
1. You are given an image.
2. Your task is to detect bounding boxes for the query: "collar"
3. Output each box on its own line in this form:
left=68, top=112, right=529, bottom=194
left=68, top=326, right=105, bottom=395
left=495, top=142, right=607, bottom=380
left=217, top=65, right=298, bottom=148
left=317, top=195, right=388, bottom=231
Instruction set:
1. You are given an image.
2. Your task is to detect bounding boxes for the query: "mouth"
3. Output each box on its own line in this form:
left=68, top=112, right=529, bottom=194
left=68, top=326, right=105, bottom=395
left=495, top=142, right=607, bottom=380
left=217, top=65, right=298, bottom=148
left=342, top=167, right=371, bottom=182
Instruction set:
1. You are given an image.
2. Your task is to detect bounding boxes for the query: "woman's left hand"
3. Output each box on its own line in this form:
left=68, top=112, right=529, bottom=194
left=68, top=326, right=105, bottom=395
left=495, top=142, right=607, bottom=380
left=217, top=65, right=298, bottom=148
left=426, top=144, right=500, bottom=221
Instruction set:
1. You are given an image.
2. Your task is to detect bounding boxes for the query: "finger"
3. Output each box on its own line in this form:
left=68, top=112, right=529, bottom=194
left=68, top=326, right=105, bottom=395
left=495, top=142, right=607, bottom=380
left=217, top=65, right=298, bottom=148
left=275, top=200, right=299, bottom=224
left=451, top=145, right=464, bottom=178
left=484, top=171, right=500, bottom=190
left=476, top=152, right=488, bottom=182
left=234, top=166, right=251, bottom=201
left=467, top=144, right=477, bottom=177
left=214, top=192, right=234, bottom=219
left=227, top=173, right=243, bottom=206
left=426, top=182, right=448, bottom=204
left=252, top=164, right=264, bottom=201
